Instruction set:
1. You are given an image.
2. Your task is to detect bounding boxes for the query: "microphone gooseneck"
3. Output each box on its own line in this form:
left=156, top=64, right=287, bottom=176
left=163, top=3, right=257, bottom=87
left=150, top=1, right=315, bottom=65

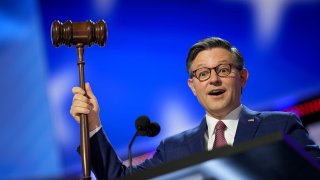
left=128, top=131, right=139, bottom=175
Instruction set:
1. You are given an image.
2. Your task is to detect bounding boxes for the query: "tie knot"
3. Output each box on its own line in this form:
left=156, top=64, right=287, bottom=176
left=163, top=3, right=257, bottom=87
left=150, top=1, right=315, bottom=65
left=215, top=121, right=226, bottom=131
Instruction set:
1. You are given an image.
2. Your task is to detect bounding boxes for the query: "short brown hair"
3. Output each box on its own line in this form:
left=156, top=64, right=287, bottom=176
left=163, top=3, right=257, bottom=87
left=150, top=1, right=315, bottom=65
left=186, top=37, right=244, bottom=77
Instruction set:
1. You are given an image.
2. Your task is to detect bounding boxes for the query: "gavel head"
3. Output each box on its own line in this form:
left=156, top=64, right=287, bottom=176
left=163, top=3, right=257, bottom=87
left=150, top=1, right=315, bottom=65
left=51, top=20, right=107, bottom=47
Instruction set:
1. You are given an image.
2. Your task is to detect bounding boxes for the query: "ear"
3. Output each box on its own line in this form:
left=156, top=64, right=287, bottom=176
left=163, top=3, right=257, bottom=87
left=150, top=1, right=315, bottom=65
left=188, top=78, right=197, bottom=96
left=240, top=68, right=249, bottom=88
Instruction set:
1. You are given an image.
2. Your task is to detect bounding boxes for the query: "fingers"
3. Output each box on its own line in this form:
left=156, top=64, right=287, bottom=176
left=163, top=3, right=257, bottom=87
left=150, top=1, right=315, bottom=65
left=72, top=86, right=85, bottom=95
left=84, top=82, right=99, bottom=112
left=72, top=83, right=97, bottom=100
left=70, top=100, right=92, bottom=122
left=71, top=93, right=92, bottom=112
left=70, top=106, right=90, bottom=116
left=70, top=82, right=100, bottom=123
left=72, top=84, right=96, bottom=105
left=73, top=93, right=89, bottom=103
left=85, top=82, right=97, bottom=100
left=71, top=85, right=90, bottom=122
left=73, top=100, right=93, bottom=110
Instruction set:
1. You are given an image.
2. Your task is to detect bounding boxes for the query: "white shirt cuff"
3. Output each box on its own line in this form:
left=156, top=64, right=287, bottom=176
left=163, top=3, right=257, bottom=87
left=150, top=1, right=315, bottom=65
left=89, top=125, right=102, bottom=138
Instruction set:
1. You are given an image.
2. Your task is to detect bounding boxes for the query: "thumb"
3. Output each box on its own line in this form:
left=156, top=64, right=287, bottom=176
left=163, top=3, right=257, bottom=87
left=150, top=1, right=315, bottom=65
left=85, top=82, right=96, bottom=99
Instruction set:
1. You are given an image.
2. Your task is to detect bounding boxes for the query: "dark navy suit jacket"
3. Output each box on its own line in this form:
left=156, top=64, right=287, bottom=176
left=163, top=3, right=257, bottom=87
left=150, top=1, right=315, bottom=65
left=87, top=106, right=320, bottom=179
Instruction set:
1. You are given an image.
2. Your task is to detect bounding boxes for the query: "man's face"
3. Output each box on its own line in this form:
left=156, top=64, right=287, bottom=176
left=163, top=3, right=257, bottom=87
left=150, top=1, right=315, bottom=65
left=187, top=48, right=248, bottom=119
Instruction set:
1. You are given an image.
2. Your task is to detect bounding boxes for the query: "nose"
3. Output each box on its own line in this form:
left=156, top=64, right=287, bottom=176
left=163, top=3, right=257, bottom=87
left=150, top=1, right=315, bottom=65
left=209, top=70, right=222, bottom=86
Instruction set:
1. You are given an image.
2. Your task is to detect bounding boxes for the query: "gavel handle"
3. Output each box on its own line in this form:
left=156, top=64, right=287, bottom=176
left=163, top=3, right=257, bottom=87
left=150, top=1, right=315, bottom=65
left=80, top=114, right=91, bottom=179
left=77, top=44, right=91, bottom=179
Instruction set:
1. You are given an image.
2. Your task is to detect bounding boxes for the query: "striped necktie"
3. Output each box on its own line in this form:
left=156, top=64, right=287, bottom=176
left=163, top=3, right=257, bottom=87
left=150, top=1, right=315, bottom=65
left=213, top=120, right=228, bottom=148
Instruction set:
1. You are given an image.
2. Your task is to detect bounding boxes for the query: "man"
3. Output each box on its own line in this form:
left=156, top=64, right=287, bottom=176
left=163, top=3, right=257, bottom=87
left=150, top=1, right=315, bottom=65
left=70, top=37, right=320, bottom=179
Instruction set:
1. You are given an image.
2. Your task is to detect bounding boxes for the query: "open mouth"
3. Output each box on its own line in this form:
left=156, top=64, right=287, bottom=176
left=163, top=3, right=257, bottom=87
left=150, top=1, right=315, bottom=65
left=208, top=89, right=226, bottom=96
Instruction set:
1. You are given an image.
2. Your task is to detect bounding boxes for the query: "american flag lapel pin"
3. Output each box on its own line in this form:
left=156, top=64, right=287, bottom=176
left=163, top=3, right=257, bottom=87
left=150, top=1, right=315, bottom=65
left=248, top=119, right=255, bottom=122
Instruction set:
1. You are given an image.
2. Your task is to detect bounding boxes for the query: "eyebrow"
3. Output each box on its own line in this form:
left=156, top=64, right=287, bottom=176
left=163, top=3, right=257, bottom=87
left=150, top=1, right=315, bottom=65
left=192, top=60, right=232, bottom=69
left=192, top=63, right=207, bottom=69
left=217, top=60, right=230, bottom=64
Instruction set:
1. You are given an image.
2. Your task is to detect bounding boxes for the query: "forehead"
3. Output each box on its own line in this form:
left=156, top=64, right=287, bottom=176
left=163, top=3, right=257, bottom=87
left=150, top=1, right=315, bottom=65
left=191, top=48, right=234, bottom=69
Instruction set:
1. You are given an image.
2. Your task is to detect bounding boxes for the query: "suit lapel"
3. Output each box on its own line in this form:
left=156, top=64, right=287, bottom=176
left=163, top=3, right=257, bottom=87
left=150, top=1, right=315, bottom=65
left=234, top=106, right=261, bottom=145
left=187, top=117, right=207, bottom=154
left=186, top=106, right=261, bottom=151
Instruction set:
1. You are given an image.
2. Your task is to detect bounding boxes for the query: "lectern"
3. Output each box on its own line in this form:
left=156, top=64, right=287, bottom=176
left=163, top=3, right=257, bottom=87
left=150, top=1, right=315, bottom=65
left=122, top=132, right=320, bottom=179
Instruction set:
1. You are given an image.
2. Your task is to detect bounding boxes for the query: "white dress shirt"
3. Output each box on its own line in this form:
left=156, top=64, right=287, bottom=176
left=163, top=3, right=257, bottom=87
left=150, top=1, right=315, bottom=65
left=205, top=105, right=242, bottom=150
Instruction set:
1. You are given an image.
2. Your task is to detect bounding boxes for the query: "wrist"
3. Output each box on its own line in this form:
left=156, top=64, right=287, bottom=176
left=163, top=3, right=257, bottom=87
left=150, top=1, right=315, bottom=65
left=89, top=118, right=101, bottom=132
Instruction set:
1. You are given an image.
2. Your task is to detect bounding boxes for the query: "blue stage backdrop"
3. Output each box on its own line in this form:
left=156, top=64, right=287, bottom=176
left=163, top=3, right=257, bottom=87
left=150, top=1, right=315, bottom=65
left=1, top=0, right=320, bottom=178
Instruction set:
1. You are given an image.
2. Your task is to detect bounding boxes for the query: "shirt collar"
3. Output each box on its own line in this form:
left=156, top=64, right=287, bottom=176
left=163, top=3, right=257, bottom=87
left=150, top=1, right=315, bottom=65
left=206, top=104, right=242, bottom=137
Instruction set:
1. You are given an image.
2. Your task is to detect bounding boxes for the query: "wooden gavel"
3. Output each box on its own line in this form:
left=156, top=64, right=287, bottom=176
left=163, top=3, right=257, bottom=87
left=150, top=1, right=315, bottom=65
left=51, top=20, right=107, bottom=180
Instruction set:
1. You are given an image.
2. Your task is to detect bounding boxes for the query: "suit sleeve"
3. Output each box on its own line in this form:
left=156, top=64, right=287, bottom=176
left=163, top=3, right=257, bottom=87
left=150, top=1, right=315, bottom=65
left=85, top=129, right=166, bottom=179
left=88, top=129, right=126, bottom=179
left=284, top=113, right=320, bottom=163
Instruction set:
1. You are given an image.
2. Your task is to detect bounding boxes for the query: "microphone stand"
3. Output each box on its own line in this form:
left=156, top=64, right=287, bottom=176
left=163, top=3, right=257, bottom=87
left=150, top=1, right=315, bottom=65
left=128, top=131, right=139, bottom=175
left=127, top=116, right=160, bottom=176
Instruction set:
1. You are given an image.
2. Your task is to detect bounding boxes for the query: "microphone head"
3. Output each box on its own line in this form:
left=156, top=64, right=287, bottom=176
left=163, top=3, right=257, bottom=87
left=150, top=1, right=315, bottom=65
left=135, top=115, right=150, bottom=132
left=146, top=122, right=161, bottom=137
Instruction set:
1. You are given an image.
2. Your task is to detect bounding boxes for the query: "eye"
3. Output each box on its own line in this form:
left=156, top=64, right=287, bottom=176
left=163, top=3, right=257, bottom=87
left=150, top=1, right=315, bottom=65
left=217, top=65, right=231, bottom=75
left=198, top=70, right=209, bottom=77
left=219, top=68, right=229, bottom=73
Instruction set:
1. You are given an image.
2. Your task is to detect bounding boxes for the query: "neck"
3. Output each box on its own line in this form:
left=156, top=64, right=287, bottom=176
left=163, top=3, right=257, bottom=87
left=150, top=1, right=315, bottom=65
left=206, top=104, right=241, bottom=120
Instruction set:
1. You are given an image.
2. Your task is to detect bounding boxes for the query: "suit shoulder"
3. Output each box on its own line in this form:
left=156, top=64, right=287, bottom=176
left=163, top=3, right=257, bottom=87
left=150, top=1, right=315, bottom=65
left=163, top=125, right=201, bottom=144
left=258, top=110, right=298, bottom=119
left=256, top=110, right=302, bottom=128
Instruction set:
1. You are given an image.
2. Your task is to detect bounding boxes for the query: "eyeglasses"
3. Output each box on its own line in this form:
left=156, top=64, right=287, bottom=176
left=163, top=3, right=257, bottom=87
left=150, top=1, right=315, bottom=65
left=191, top=64, right=242, bottom=82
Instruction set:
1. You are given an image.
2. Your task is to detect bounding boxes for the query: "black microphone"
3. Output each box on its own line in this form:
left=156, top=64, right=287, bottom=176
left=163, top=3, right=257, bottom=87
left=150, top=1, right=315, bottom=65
left=135, top=115, right=150, bottom=136
left=135, top=115, right=161, bottom=137
left=145, top=122, right=160, bottom=137
left=128, top=116, right=161, bottom=175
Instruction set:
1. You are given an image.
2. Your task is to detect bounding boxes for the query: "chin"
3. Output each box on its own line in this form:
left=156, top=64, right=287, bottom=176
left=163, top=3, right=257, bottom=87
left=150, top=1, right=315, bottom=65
left=207, top=105, right=227, bottom=114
